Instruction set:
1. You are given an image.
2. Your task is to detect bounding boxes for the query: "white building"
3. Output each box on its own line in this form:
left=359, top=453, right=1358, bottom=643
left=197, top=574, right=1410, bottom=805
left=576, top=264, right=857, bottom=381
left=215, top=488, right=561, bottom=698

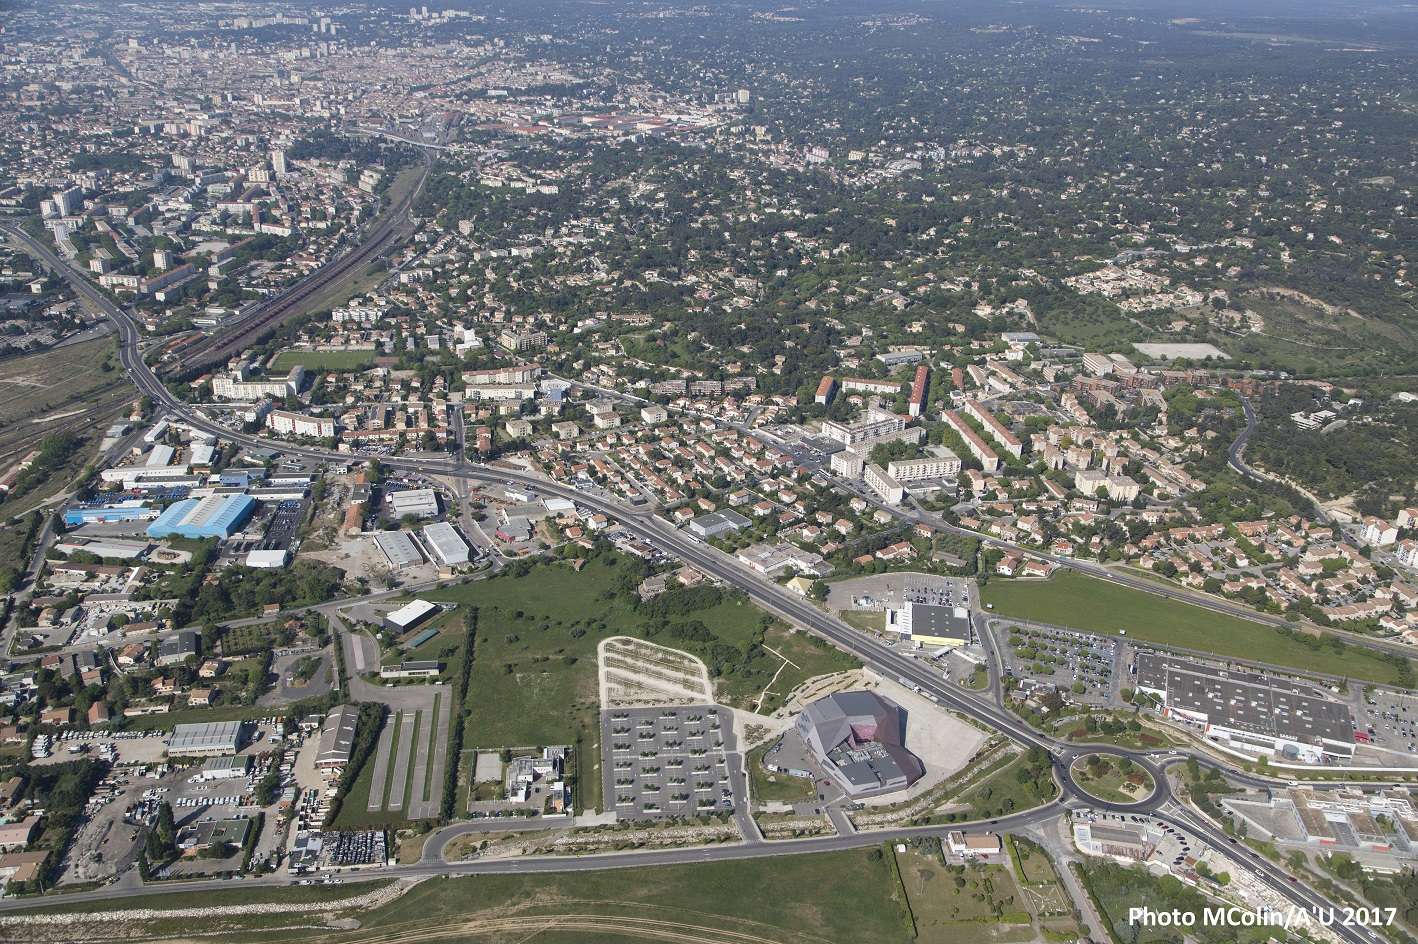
left=266, top=409, right=334, bottom=438
left=865, top=464, right=905, bottom=505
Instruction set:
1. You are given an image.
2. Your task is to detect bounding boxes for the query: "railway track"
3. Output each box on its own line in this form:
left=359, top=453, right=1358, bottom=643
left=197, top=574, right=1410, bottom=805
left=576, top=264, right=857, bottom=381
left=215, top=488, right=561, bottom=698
left=167, top=154, right=432, bottom=375
left=0, top=390, right=133, bottom=469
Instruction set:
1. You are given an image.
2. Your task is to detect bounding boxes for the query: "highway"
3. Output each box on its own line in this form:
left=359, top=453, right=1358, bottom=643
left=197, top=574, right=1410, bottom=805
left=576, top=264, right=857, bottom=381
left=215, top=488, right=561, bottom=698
left=0, top=223, right=1386, bottom=944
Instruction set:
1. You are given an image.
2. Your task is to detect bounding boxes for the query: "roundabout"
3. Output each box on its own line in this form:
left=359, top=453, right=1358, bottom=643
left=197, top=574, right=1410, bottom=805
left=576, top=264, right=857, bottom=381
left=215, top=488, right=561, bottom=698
left=1068, top=752, right=1158, bottom=806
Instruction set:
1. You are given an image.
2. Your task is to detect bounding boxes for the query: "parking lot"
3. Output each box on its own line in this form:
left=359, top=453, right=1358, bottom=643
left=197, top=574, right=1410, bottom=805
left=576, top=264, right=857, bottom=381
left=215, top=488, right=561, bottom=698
left=1001, top=623, right=1116, bottom=704
left=261, top=499, right=307, bottom=550
left=1357, top=688, right=1418, bottom=754
left=826, top=572, right=972, bottom=615
left=601, top=705, right=739, bottom=820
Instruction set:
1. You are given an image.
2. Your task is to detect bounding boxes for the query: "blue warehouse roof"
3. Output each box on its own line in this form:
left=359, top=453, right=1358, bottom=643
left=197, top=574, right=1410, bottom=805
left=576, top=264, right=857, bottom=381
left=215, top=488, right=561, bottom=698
left=148, top=493, right=255, bottom=539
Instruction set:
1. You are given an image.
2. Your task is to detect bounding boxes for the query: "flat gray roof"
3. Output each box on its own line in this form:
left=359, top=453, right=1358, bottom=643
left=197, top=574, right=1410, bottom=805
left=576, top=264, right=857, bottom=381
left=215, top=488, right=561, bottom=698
left=1136, top=651, right=1354, bottom=746
left=168, top=720, right=244, bottom=754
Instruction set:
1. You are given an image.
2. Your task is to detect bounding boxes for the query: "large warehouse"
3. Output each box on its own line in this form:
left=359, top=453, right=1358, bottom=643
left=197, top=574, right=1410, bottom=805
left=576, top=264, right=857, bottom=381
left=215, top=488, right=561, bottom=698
left=1134, top=651, right=1356, bottom=764
left=795, top=691, right=923, bottom=798
left=147, top=494, right=255, bottom=539
left=167, top=720, right=246, bottom=757
left=422, top=521, right=470, bottom=566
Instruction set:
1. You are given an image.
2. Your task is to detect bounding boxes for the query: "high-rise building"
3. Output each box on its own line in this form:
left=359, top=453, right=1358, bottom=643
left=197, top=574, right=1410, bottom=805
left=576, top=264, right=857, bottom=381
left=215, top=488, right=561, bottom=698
left=271, top=149, right=288, bottom=176
left=53, top=186, right=83, bottom=216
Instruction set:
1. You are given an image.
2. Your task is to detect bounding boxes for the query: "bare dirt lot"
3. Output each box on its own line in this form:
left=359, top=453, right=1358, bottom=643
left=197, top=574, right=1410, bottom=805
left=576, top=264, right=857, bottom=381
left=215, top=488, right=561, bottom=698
left=597, top=636, right=713, bottom=708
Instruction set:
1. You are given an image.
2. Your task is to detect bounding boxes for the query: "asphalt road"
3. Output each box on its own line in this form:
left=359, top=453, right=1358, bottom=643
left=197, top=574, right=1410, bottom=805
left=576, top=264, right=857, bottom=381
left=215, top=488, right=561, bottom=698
left=0, top=222, right=1387, bottom=944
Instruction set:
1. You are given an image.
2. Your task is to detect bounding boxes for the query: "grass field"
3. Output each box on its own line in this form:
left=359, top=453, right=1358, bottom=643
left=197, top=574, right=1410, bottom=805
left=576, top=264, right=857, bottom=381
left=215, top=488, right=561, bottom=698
left=269, top=349, right=375, bottom=373
left=429, top=553, right=858, bottom=749
left=840, top=609, right=886, bottom=632
left=896, top=849, right=1033, bottom=944
left=982, top=571, right=1412, bottom=685
left=60, top=849, right=915, bottom=942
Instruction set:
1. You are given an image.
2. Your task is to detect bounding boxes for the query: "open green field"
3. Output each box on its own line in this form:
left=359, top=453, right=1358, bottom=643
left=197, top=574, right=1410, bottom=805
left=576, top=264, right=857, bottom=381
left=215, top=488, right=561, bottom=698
left=428, top=553, right=858, bottom=749
left=269, top=349, right=375, bottom=373
left=24, top=850, right=915, bottom=942
left=982, top=571, right=1412, bottom=686
left=897, top=849, right=1033, bottom=944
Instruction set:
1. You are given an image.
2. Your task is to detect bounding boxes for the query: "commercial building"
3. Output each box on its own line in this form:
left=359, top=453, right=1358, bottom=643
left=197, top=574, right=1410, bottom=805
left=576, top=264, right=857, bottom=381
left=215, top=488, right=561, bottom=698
left=888, top=601, right=972, bottom=648
left=167, top=720, right=245, bottom=757
left=687, top=509, right=751, bottom=539
left=1073, top=822, right=1160, bottom=861
left=245, top=548, right=289, bottom=568
left=315, top=704, right=359, bottom=777
left=146, top=494, right=255, bottom=539
left=1134, top=651, right=1356, bottom=763
left=421, top=521, right=470, bottom=566
left=388, top=487, right=439, bottom=520
left=794, top=691, right=923, bottom=798
left=1224, top=788, right=1418, bottom=857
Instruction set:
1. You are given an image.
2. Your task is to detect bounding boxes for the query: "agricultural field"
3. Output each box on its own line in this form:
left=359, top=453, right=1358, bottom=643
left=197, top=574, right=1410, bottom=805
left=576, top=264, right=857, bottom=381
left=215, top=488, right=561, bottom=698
left=981, top=571, right=1412, bottom=686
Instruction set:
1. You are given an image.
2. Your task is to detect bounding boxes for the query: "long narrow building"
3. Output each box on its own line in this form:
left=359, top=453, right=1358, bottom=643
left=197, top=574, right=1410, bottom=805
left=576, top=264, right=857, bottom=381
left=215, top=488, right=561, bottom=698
left=942, top=409, right=1000, bottom=473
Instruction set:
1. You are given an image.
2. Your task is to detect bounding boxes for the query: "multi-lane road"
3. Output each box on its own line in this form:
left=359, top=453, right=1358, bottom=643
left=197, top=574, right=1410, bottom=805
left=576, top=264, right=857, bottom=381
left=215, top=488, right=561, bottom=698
left=0, top=219, right=1391, bottom=944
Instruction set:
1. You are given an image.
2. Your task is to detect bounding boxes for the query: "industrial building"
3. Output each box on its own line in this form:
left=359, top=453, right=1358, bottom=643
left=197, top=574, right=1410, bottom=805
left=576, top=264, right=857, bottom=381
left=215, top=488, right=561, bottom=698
left=1134, top=652, right=1356, bottom=763
left=146, top=493, right=255, bottom=539
left=197, top=755, right=252, bottom=781
left=167, top=720, right=246, bottom=757
left=384, top=599, right=440, bottom=633
left=388, top=487, right=439, bottom=520
left=315, top=704, right=360, bottom=778
left=421, top=521, right=470, bottom=566
left=379, top=660, right=442, bottom=679
left=62, top=500, right=158, bottom=527
left=794, top=691, right=923, bottom=798
left=374, top=530, right=424, bottom=569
